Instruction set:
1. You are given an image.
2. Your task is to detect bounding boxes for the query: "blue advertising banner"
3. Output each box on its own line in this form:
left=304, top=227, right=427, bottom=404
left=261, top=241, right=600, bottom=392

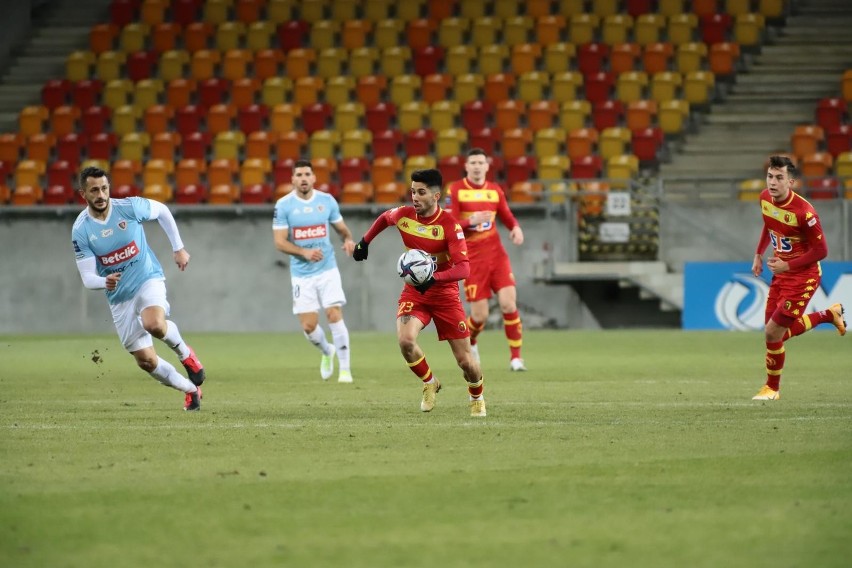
left=683, top=261, right=852, bottom=330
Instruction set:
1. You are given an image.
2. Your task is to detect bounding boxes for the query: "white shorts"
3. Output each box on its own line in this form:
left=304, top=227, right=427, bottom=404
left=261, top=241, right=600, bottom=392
left=109, top=278, right=170, bottom=352
left=291, top=268, right=347, bottom=315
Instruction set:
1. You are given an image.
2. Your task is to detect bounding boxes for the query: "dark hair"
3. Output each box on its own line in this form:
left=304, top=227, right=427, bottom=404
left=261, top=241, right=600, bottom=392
left=467, top=148, right=487, bottom=158
left=293, top=159, right=312, bottom=170
left=79, top=166, right=108, bottom=191
left=768, top=155, right=798, bottom=179
left=411, top=168, right=443, bottom=191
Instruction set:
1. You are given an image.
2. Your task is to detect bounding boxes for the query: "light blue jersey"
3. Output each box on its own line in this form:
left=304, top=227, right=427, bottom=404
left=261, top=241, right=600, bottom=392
left=71, top=197, right=164, bottom=305
left=272, top=190, right=343, bottom=278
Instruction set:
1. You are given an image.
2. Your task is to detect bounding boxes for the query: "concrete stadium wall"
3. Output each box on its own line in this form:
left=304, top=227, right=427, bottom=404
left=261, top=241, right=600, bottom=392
left=0, top=208, right=590, bottom=334
left=1, top=200, right=848, bottom=335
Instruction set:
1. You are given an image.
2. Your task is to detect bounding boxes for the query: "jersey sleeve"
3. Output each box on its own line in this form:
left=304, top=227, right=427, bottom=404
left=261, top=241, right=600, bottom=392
left=495, top=186, right=519, bottom=231
left=787, top=209, right=828, bottom=270
left=328, top=195, right=343, bottom=224
left=272, top=200, right=289, bottom=230
left=128, top=196, right=153, bottom=222
left=71, top=224, right=93, bottom=260
left=363, top=207, right=399, bottom=242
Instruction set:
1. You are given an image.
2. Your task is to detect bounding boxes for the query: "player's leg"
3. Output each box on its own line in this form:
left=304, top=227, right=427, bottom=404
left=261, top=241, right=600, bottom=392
left=433, top=295, right=486, bottom=417
left=397, top=300, right=438, bottom=412
left=326, top=306, right=352, bottom=383
left=496, top=284, right=525, bottom=371
left=320, top=269, right=352, bottom=383
left=294, top=275, right=335, bottom=379
left=448, top=338, right=486, bottom=417
left=783, top=304, right=846, bottom=340
left=114, top=298, right=200, bottom=410
left=137, top=280, right=205, bottom=386
left=753, top=282, right=791, bottom=400
left=464, top=260, right=491, bottom=363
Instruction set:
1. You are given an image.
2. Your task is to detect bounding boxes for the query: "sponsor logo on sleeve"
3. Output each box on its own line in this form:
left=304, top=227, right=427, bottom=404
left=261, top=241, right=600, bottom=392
left=292, top=224, right=328, bottom=240
left=808, top=217, right=817, bottom=227
left=72, top=240, right=81, bottom=253
left=99, top=241, right=140, bottom=266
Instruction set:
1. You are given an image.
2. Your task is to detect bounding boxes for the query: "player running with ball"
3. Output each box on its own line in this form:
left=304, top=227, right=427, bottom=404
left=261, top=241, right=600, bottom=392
left=353, top=169, right=487, bottom=417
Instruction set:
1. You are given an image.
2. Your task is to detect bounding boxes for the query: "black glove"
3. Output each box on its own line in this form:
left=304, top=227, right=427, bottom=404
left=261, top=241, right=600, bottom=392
left=414, top=277, right=436, bottom=294
left=353, top=238, right=369, bottom=261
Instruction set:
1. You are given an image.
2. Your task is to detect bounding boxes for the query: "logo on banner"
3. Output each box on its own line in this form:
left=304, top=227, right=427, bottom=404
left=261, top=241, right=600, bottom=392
left=714, top=273, right=769, bottom=331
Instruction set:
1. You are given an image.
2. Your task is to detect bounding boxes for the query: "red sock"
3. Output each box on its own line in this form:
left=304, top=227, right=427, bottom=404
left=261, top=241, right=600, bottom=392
left=467, top=316, right=485, bottom=346
left=408, top=354, right=433, bottom=383
left=765, top=340, right=785, bottom=391
left=784, top=310, right=834, bottom=340
left=467, top=376, right=484, bottom=399
left=503, top=310, right=523, bottom=360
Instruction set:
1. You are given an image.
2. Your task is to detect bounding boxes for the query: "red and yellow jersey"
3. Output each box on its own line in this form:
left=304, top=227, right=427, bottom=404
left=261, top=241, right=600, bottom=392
left=758, top=189, right=826, bottom=273
left=444, top=178, right=519, bottom=248
left=362, top=205, right=469, bottom=291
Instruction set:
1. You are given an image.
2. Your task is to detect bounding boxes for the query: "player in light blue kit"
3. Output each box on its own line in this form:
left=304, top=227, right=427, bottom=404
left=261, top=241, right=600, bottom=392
left=273, top=160, right=356, bottom=383
left=72, top=166, right=206, bottom=411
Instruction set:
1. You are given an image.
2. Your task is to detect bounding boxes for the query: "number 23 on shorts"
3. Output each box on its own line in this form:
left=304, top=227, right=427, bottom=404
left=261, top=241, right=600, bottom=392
left=397, top=301, right=414, bottom=316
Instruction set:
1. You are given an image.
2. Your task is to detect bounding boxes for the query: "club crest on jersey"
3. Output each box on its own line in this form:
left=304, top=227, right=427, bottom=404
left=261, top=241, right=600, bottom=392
left=118, top=220, right=127, bottom=230
left=318, top=205, right=324, bottom=212
left=458, top=321, right=467, bottom=333
left=101, top=228, right=113, bottom=238
left=432, top=227, right=439, bottom=237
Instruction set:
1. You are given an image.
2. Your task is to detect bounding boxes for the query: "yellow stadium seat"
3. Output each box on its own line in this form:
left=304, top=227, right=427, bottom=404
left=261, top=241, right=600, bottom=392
left=552, top=71, right=583, bottom=102
left=310, top=20, right=340, bottom=50
left=202, top=0, right=230, bottom=24
left=120, top=23, right=150, bottom=52
left=340, top=129, right=372, bottom=158
left=379, top=46, right=411, bottom=77
left=246, top=21, right=275, bottom=51
left=480, top=44, right=509, bottom=76
left=544, top=43, right=576, bottom=74
left=659, top=99, right=690, bottom=135
left=438, top=17, right=470, bottom=48
left=650, top=71, right=682, bottom=103
left=268, top=0, right=297, bottom=23
left=390, top=74, right=422, bottom=106
left=505, top=16, right=535, bottom=46
left=429, top=100, right=460, bottom=131
left=436, top=128, right=468, bottom=158
left=667, top=13, right=697, bottom=46
left=261, top=77, right=293, bottom=106
left=326, top=75, right=355, bottom=107
left=446, top=45, right=477, bottom=76
left=569, top=14, right=599, bottom=45
left=616, top=71, right=648, bottom=103
left=112, top=105, right=139, bottom=136
left=334, top=102, right=364, bottom=131
left=374, top=19, right=403, bottom=49
left=518, top=71, right=549, bottom=102
left=349, top=47, right=378, bottom=78
left=602, top=14, right=634, bottom=46
left=533, top=127, right=566, bottom=157
left=96, top=51, right=126, bottom=82
left=599, top=127, right=631, bottom=159
left=103, top=79, right=133, bottom=109
left=66, top=51, right=95, bottom=82
left=607, top=154, right=639, bottom=179
left=559, top=100, right=591, bottom=131
left=317, top=48, right=347, bottom=79
left=471, top=17, right=500, bottom=47
left=734, top=13, right=765, bottom=47
left=675, top=42, right=708, bottom=74
left=634, top=14, right=665, bottom=46
left=331, top=0, right=358, bottom=21
left=398, top=101, right=429, bottom=133
left=453, top=73, right=484, bottom=105
left=683, top=71, right=715, bottom=106
left=159, top=49, right=189, bottom=82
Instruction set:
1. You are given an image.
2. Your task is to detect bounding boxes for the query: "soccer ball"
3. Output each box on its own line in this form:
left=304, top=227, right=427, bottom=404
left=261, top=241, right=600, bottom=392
left=397, top=249, right=436, bottom=286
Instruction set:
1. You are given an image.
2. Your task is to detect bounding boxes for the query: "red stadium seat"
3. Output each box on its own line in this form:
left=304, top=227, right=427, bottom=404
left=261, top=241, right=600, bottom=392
left=826, top=125, right=852, bottom=158
left=81, top=106, right=111, bottom=136
left=438, top=155, right=465, bottom=182
left=338, top=157, right=370, bottom=185
left=56, top=133, right=84, bottom=165
left=372, top=129, right=403, bottom=157
left=172, top=0, right=200, bottom=26
left=584, top=72, right=615, bottom=103
left=301, top=103, right=332, bottom=135
left=277, top=20, right=310, bottom=53
left=461, top=100, right=493, bottom=132
left=403, top=128, right=436, bottom=156
left=577, top=43, right=610, bottom=75
left=88, top=132, right=117, bottom=161
left=127, top=51, right=156, bottom=82
left=815, top=98, right=848, bottom=131
left=72, top=79, right=104, bottom=109
left=109, top=0, right=138, bottom=27
left=365, top=102, right=397, bottom=133
left=631, top=126, right=664, bottom=163
left=592, top=100, right=624, bottom=130
left=41, top=79, right=71, bottom=110
left=469, top=127, right=499, bottom=154
left=198, top=78, right=230, bottom=109
left=413, top=46, right=445, bottom=77
left=180, top=131, right=211, bottom=160
left=700, top=13, right=732, bottom=45
left=505, top=156, right=537, bottom=187
left=237, top=104, right=268, bottom=135
left=47, top=160, right=75, bottom=192
left=175, top=105, right=204, bottom=136
left=572, top=155, right=603, bottom=178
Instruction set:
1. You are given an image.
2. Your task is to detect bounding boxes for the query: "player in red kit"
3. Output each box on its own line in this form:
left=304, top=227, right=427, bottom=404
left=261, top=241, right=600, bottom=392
left=751, top=155, right=846, bottom=400
left=353, top=169, right=487, bottom=417
left=444, top=148, right=527, bottom=371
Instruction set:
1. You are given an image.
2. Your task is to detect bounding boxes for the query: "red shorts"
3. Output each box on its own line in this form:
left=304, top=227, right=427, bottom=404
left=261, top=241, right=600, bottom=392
left=398, top=282, right=469, bottom=341
left=463, top=246, right=515, bottom=303
left=765, top=270, right=821, bottom=325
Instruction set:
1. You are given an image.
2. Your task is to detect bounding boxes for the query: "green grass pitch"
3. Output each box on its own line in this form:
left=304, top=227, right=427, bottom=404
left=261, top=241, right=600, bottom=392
left=1, top=330, right=850, bottom=568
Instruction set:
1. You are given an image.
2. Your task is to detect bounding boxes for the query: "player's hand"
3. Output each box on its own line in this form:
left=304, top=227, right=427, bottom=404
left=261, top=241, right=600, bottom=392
left=510, top=225, right=524, bottom=246
left=105, top=273, right=121, bottom=291
left=342, top=238, right=356, bottom=256
left=414, top=277, right=436, bottom=294
left=302, top=248, right=323, bottom=262
left=751, top=254, right=763, bottom=277
left=767, top=256, right=790, bottom=275
left=353, top=238, right=369, bottom=261
left=174, top=249, right=190, bottom=271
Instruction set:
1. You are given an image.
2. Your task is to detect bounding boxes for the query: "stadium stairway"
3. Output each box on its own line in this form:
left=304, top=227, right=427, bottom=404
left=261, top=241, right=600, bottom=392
left=660, top=0, right=852, bottom=197
left=0, top=0, right=110, bottom=133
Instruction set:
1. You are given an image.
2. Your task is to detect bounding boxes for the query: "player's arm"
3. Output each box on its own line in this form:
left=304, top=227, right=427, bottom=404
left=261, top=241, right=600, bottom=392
left=75, top=256, right=121, bottom=291
left=752, top=224, right=770, bottom=277
left=786, top=213, right=828, bottom=270
left=433, top=227, right=470, bottom=283
left=273, top=227, right=322, bottom=262
left=353, top=209, right=394, bottom=261
left=495, top=188, right=524, bottom=245
left=331, top=219, right=356, bottom=256
left=147, top=200, right=190, bottom=271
